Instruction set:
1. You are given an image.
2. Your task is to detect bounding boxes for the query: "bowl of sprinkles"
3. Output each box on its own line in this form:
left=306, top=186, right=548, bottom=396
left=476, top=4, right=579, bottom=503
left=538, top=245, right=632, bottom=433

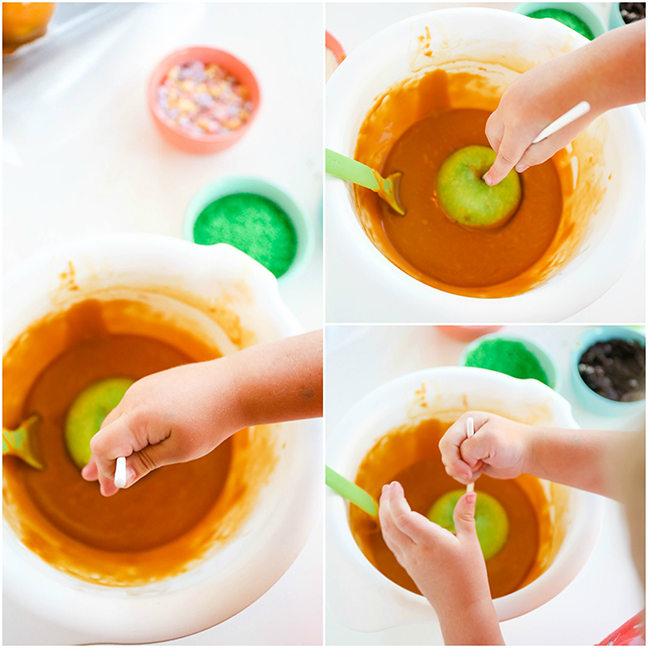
left=513, top=3, right=607, bottom=40
left=184, top=176, right=313, bottom=282
left=147, top=46, right=260, bottom=154
left=459, top=334, right=560, bottom=390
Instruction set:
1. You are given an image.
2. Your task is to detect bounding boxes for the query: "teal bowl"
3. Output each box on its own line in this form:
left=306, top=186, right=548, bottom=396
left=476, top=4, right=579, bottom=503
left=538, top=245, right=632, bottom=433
left=513, top=3, right=608, bottom=38
left=609, top=3, right=645, bottom=29
left=459, top=334, right=560, bottom=391
left=183, top=176, right=313, bottom=283
left=609, top=3, right=626, bottom=29
left=571, top=327, right=646, bottom=417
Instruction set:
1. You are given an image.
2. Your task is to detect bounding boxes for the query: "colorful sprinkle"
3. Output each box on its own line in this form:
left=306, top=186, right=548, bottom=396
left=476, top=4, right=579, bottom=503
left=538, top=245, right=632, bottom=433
left=157, top=60, right=253, bottom=137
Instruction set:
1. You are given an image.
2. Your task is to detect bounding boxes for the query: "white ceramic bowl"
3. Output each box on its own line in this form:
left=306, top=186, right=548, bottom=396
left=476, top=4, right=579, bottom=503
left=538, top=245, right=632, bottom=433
left=326, top=8, right=645, bottom=322
left=326, top=367, right=603, bottom=631
left=3, top=234, right=321, bottom=643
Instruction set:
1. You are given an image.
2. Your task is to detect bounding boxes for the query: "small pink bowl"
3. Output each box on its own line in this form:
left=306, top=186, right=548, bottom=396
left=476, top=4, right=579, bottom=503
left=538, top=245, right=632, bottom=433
left=147, top=46, right=261, bottom=155
left=437, top=326, right=503, bottom=342
left=325, top=31, right=346, bottom=65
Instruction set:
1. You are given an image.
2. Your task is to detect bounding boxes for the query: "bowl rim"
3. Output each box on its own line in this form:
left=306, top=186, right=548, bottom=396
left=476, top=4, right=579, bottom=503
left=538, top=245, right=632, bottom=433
left=146, top=45, right=261, bottom=145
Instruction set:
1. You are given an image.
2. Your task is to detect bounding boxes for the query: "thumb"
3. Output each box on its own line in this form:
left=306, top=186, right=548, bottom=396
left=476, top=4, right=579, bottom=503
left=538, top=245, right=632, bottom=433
left=453, top=491, right=478, bottom=540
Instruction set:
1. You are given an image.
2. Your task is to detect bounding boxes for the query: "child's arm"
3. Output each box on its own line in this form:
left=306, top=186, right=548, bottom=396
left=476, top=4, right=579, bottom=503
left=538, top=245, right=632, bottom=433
left=439, top=412, right=630, bottom=498
left=82, top=330, right=323, bottom=496
left=379, top=482, right=504, bottom=645
left=485, top=21, right=645, bottom=186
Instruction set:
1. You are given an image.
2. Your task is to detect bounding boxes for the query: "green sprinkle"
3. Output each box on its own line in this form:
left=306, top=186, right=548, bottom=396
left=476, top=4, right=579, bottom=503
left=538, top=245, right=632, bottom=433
left=193, top=193, right=298, bottom=278
left=464, top=339, right=550, bottom=386
left=528, top=9, right=595, bottom=40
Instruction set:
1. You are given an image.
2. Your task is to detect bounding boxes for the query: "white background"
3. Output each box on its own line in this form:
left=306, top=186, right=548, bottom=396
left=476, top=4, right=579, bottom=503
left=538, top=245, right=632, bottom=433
left=3, top=3, right=323, bottom=644
left=3, top=2, right=647, bottom=646
left=325, top=2, right=646, bottom=325
left=326, top=325, right=645, bottom=645
left=3, top=2, right=324, bottom=331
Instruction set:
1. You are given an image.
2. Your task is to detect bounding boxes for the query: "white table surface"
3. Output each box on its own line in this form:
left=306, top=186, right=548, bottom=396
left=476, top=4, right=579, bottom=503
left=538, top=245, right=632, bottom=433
left=325, top=2, right=646, bottom=324
left=325, top=325, right=645, bottom=645
left=3, top=3, right=323, bottom=645
left=3, top=2, right=324, bottom=332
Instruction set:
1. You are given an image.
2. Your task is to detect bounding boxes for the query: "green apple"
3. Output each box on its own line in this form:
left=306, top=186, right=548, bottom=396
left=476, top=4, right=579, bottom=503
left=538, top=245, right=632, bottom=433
left=64, top=377, right=134, bottom=470
left=428, top=489, right=509, bottom=560
left=437, top=145, right=522, bottom=229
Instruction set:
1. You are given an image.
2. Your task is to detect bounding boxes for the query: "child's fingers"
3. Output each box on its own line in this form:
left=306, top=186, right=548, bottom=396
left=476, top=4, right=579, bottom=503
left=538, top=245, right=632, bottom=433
left=465, top=461, right=485, bottom=483
left=90, top=417, right=140, bottom=486
left=93, top=445, right=169, bottom=496
left=81, top=456, right=98, bottom=481
left=485, top=112, right=504, bottom=154
left=484, top=129, right=530, bottom=186
left=91, top=446, right=167, bottom=496
left=439, top=417, right=473, bottom=483
left=513, top=139, right=555, bottom=173
left=97, top=471, right=120, bottom=497
left=515, top=119, right=588, bottom=173
left=380, top=519, right=406, bottom=559
left=453, top=492, right=478, bottom=541
left=439, top=413, right=488, bottom=483
left=122, top=442, right=176, bottom=487
left=460, top=432, right=492, bottom=467
left=379, top=485, right=413, bottom=554
left=100, top=406, right=123, bottom=430
left=388, top=482, right=435, bottom=545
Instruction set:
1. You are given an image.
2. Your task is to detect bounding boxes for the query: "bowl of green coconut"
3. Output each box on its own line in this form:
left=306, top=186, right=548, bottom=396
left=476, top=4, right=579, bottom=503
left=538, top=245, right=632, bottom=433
left=183, top=176, right=313, bottom=283
left=513, top=2, right=608, bottom=40
left=459, top=333, right=561, bottom=391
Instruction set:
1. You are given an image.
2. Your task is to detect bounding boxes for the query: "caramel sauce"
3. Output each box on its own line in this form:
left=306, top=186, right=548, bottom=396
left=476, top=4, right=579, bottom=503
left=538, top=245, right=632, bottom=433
left=353, top=69, right=599, bottom=298
left=3, top=299, right=276, bottom=586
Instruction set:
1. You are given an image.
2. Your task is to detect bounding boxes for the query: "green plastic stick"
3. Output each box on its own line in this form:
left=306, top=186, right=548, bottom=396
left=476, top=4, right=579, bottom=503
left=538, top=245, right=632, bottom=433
left=326, top=465, right=377, bottom=516
left=325, top=148, right=404, bottom=215
left=326, top=148, right=380, bottom=191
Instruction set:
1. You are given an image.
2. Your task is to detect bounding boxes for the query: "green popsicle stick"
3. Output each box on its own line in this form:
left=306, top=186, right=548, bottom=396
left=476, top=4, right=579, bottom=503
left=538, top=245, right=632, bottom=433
left=326, top=465, right=377, bottom=516
left=326, top=148, right=405, bottom=216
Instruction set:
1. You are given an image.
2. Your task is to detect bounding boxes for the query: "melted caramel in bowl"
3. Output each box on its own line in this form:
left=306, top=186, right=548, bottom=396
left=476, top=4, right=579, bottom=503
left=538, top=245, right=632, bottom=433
left=353, top=69, right=590, bottom=298
left=3, top=298, right=276, bottom=586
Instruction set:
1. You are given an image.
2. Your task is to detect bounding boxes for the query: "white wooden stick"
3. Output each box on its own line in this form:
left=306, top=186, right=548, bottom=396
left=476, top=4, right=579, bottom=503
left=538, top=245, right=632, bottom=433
left=466, top=416, right=475, bottom=493
left=114, top=456, right=127, bottom=489
left=532, top=101, right=591, bottom=144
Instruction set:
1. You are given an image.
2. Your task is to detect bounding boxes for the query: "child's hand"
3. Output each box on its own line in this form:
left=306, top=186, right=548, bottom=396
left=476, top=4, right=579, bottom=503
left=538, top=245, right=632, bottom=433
left=82, top=360, right=243, bottom=496
left=439, top=412, right=532, bottom=485
left=379, top=482, right=503, bottom=645
left=82, top=330, right=323, bottom=497
left=484, top=21, right=645, bottom=186
left=483, top=53, right=598, bottom=186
